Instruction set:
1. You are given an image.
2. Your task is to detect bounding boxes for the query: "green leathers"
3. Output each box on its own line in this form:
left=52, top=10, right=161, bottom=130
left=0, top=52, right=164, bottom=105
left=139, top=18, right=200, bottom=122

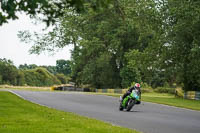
left=120, top=90, right=140, bottom=111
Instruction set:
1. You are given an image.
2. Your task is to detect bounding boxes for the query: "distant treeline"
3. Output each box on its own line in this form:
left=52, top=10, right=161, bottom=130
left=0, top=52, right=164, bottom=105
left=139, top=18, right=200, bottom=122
left=0, top=58, right=71, bottom=86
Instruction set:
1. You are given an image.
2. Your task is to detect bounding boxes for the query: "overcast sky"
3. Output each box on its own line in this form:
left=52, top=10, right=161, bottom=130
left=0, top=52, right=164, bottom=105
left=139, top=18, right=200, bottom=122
left=0, top=14, right=72, bottom=67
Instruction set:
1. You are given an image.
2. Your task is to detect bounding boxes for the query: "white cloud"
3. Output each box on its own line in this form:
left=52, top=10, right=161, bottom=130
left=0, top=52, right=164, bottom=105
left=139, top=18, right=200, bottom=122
left=0, top=13, right=72, bottom=67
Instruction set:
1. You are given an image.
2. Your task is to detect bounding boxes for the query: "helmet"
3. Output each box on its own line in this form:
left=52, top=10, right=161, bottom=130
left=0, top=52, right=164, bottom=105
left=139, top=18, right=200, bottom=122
left=134, top=83, right=141, bottom=89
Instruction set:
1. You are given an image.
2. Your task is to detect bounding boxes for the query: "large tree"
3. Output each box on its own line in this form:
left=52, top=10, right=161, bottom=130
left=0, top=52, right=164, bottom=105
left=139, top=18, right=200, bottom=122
left=19, top=0, right=160, bottom=88
left=127, top=0, right=200, bottom=91
left=161, top=0, right=200, bottom=91
left=19, top=0, right=200, bottom=91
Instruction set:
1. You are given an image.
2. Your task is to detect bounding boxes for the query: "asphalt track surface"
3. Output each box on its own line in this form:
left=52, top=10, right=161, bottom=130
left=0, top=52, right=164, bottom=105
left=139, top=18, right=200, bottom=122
left=10, top=90, right=200, bottom=133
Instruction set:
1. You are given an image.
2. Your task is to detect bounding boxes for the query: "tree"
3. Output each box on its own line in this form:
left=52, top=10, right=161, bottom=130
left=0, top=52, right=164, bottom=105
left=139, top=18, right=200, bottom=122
left=120, top=66, right=141, bottom=88
left=0, top=58, right=24, bottom=85
left=67, top=1, right=137, bottom=88
left=41, top=65, right=57, bottom=74
left=55, top=73, right=68, bottom=84
left=126, top=0, right=200, bottom=91
left=16, top=70, right=25, bottom=86
left=17, top=0, right=200, bottom=91
left=56, top=59, right=71, bottom=75
left=19, top=0, right=161, bottom=88
left=0, top=0, right=113, bottom=26
left=161, top=0, right=200, bottom=91
left=19, top=64, right=37, bottom=70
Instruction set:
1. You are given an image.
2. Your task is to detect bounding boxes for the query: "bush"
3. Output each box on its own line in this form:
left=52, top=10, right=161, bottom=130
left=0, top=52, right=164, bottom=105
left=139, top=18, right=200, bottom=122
left=55, top=73, right=67, bottom=84
left=16, top=71, right=25, bottom=86
left=0, top=59, right=18, bottom=85
left=154, top=87, right=175, bottom=94
left=24, top=67, right=61, bottom=86
left=89, top=88, right=96, bottom=92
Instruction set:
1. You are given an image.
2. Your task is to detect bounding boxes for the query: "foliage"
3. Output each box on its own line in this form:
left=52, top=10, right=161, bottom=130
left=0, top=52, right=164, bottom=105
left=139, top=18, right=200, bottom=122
left=55, top=73, right=68, bottom=84
left=19, top=64, right=37, bottom=70
left=154, top=87, right=175, bottom=94
left=120, top=66, right=141, bottom=88
left=17, top=0, right=200, bottom=92
left=0, top=58, right=23, bottom=85
left=23, top=67, right=61, bottom=86
left=19, top=60, right=72, bottom=76
left=0, top=75, right=2, bottom=84
left=16, top=70, right=25, bottom=86
left=0, top=58, right=72, bottom=86
left=0, top=0, right=113, bottom=26
left=56, top=59, right=71, bottom=75
left=19, top=0, right=159, bottom=88
left=123, top=0, right=200, bottom=91
left=41, top=65, right=57, bottom=74
left=160, top=0, right=200, bottom=91
left=63, top=0, right=160, bottom=89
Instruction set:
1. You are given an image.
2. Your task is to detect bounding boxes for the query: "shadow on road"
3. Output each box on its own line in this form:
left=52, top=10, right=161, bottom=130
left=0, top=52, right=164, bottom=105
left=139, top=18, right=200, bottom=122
left=119, top=110, right=142, bottom=113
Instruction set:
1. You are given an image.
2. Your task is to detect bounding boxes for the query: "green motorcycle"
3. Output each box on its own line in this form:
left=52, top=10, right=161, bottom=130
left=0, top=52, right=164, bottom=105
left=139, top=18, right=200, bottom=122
left=119, top=90, right=140, bottom=111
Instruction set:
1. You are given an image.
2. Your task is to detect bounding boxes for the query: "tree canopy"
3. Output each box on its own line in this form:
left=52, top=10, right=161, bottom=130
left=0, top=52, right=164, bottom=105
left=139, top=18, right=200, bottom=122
left=16, top=0, right=200, bottom=91
left=0, top=0, right=112, bottom=26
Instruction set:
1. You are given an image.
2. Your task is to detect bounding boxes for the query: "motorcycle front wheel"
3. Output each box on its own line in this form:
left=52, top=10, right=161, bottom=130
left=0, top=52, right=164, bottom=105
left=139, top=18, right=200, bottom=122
left=119, top=102, right=123, bottom=111
left=126, top=99, right=135, bottom=111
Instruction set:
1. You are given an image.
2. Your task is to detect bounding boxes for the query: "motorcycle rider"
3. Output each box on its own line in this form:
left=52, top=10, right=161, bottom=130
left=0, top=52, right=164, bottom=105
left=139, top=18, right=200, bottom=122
left=121, top=83, right=141, bottom=104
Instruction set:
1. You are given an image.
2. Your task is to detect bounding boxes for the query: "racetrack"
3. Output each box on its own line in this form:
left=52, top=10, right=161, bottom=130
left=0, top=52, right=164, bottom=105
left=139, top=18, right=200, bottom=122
left=10, top=90, right=200, bottom=133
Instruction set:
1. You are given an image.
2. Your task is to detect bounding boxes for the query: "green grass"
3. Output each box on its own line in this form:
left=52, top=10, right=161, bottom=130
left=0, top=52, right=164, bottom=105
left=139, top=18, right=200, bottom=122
left=0, top=91, right=139, bottom=133
left=142, top=92, right=200, bottom=111
left=92, top=92, right=200, bottom=111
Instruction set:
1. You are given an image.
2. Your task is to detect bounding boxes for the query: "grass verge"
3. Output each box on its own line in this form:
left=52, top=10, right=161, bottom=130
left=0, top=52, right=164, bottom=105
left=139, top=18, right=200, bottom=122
left=0, top=85, right=50, bottom=91
left=142, top=92, right=200, bottom=111
left=0, top=91, right=139, bottom=133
